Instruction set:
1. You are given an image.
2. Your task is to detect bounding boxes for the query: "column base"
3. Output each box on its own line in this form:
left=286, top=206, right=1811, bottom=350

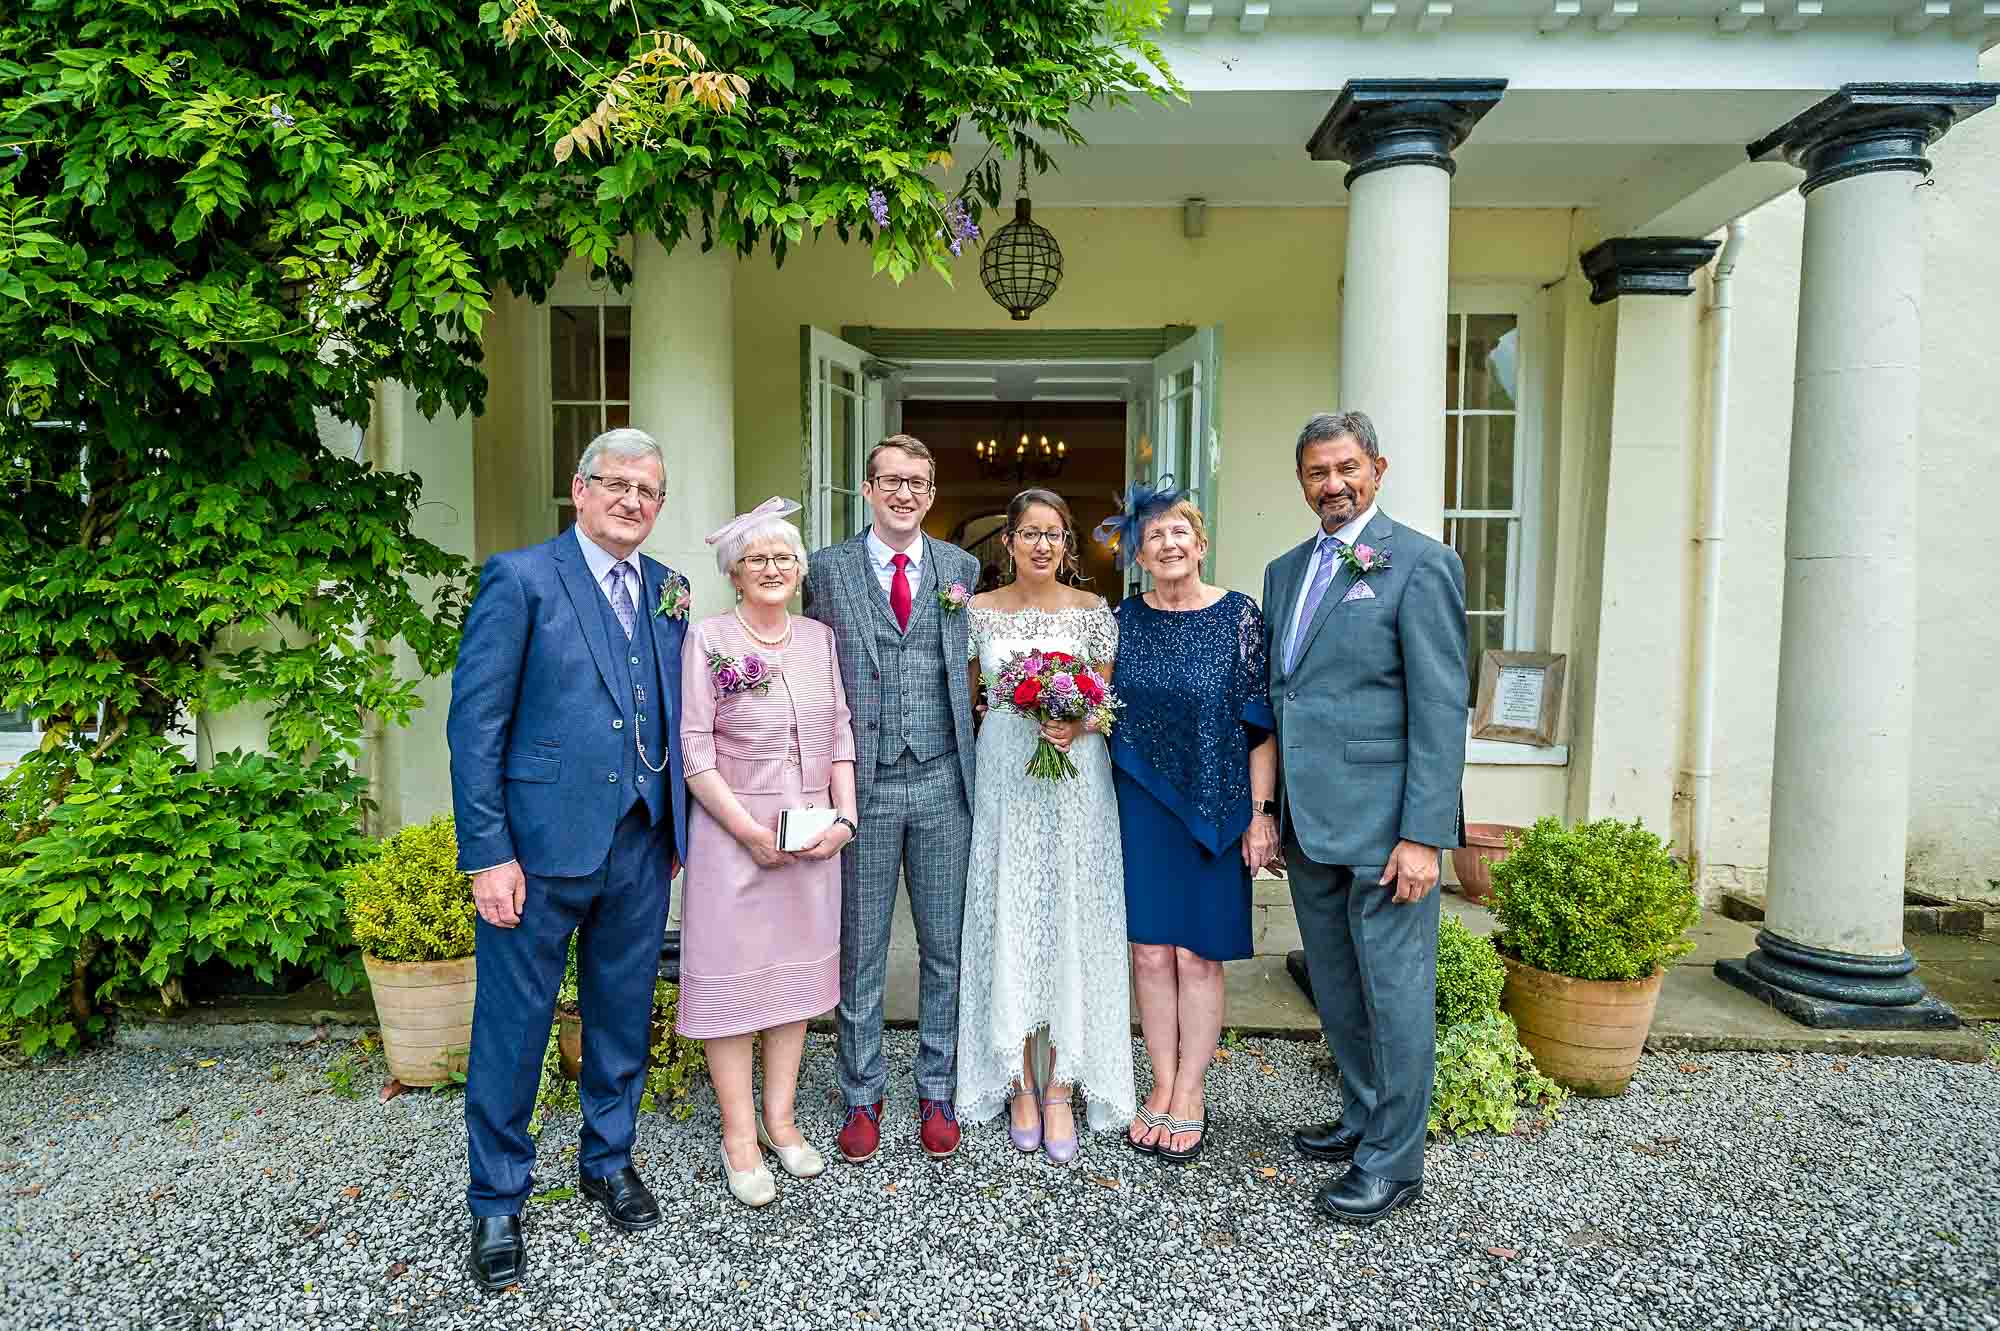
left=1715, top=930, right=1960, bottom=1030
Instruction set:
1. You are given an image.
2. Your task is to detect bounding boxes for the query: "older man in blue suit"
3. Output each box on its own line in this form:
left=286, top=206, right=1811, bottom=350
left=447, top=428, right=690, bottom=1289
left=1264, top=410, right=1467, bottom=1226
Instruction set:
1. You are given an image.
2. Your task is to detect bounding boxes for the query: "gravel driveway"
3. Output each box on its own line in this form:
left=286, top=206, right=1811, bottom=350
left=2, top=1029, right=1996, bottom=1331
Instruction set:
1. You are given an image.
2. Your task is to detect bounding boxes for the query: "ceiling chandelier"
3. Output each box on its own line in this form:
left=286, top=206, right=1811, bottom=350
left=975, top=412, right=1068, bottom=485
left=980, top=159, right=1063, bottom=321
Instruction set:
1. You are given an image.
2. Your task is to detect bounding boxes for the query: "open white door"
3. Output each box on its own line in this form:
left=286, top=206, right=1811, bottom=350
left=1148, top=325, right=1223, bottom=577
left=801, top=327, right=885, bottom=549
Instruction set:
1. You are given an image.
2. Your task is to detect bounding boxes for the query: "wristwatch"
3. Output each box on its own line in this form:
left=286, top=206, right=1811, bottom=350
left=833, top=815, right=858, bottom=839
left=1250, top=799, right=1278, bottom=818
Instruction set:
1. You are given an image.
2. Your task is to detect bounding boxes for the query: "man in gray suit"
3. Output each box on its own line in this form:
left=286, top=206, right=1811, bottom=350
left=804, top=434, right=980, bottom=1164
left=1263, top=410, right=1468, bottom=1225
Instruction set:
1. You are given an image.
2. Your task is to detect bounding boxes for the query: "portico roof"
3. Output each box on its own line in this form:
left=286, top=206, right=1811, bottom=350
left=953, top=3, right=1992, bottom=233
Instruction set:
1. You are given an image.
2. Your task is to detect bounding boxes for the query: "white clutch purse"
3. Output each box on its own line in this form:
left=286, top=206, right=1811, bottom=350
left=777, top=806, right=839, bottom=852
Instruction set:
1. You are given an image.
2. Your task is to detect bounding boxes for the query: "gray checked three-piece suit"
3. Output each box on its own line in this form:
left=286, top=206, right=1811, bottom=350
left=804, top=532, right=981, bottom=1108
left=1265, top=509, right=1469, bottom=1184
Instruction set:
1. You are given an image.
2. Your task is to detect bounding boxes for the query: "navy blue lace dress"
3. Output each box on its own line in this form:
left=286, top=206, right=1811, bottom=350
left=1109, top=590, right=1276, bottom=961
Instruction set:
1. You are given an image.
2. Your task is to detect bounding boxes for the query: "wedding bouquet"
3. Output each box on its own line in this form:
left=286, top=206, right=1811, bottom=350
left=983, top=649, right=1122, bottom=782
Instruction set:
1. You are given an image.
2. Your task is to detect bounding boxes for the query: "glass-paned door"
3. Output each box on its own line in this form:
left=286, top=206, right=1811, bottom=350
left=1444, top=306, right=1526, bottom=700
left=551, top=304, right=632, bottom=532
left=802, top=328, right=882, bottom=549
left=1145, top=325, right=1222, bottom=579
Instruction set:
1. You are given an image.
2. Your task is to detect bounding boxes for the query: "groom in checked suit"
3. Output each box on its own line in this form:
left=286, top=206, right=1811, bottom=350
left=805, top=434, right=980, bottom=1165
left=447, top=428, right=690, bottom=1289
left=1264, top=410, right=1468, bottom=1225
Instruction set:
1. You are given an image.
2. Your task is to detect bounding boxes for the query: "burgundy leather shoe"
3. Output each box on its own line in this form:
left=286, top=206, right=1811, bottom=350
left=837, top=1101, right=883, bottom=1164
left=919, top=1098, right=961, bottom=1159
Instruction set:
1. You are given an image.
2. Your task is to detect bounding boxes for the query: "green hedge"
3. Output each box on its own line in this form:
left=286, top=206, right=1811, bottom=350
left=1488, top=816, right=1701, bottom=982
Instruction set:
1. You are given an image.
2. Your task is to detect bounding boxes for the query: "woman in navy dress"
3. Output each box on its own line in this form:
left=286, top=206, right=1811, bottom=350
left=1096, top=483, right=1277, bottom=1165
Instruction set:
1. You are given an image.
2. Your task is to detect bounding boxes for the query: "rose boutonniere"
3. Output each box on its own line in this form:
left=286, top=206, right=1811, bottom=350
left=937, top=581, right=970, bottom=614
left=1338, top=541, right=1391, bottom=578
left=708, top=648, right=773, bottom=698
left=655, top=574, right=691, bottom=621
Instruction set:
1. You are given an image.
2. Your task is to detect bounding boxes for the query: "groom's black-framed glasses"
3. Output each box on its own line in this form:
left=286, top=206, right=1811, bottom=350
left=587, top=474, right=666, bottom=506
left=868, top=473, right=935, bottom=497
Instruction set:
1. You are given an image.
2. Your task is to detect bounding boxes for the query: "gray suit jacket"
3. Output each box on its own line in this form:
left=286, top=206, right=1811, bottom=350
left=803, top=530, right=980, bottom=812
left=1263, top=510, right=1468, bottom=868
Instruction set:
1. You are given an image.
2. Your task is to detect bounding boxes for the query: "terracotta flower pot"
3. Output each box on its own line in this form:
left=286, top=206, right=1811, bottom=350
left=556, top=1009, right=672, bottom=1082
left=362, top=953, right=476, bottom=1087
left=1499, top=954, right=1665, bottom=1098
left=1450, top=822, right=1524, bottom=906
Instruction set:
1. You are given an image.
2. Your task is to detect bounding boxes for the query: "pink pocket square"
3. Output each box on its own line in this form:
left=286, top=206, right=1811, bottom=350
left=1341, top=581, right=1376, bottom=603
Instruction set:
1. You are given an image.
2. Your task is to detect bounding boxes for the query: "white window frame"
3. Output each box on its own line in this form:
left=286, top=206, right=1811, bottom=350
left=803, top=328, right=879, bottom=550
left=1444, top=286, right=1543, bottom=664
left=542, top=263, right=633, bottom=534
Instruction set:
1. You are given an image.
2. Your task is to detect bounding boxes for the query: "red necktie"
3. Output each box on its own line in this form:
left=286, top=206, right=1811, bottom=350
left=890, top=552, right=913, bottom=631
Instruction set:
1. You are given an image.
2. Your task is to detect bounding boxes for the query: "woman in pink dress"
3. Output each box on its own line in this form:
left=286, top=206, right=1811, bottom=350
left=677, top=498, right=856, bottom=1208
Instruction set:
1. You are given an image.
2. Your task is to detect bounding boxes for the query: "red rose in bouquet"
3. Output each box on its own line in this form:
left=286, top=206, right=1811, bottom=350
left=1012, top=678, right=1044, bottom=708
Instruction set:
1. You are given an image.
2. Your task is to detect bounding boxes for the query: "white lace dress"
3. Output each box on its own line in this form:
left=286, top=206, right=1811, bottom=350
left=956, top=603, right=1136, bottom=1133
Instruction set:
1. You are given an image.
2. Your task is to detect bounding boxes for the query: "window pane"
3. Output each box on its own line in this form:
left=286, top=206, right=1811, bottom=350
left=605, top=403, right=630, bottom=430
left=827, top=389, right=858, bottom=495
left=604, top=306, right=631, bottom=400
left=1452, top=516, right=1510, bottom=614
left=1445, top=314, right=1463, bottom=411
left=1460, top=414, right=1515, bottom=511
left=551, top=307, right=600, bottom=401
left=0, top=705, right=32, bottom=733
left=1445, top=416, right=1461, bottom=509
left=1464, top=315, right=1519, bottom=412
left=1465, top=615, right=1506, bottom=702
left=552, top=404, right=598, bottom=500
left=831, top=493, right=857, bottom=545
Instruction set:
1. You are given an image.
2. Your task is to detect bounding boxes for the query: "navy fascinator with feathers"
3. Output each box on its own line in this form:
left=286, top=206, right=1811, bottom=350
left=1092, top=474, right=1185, bottom=568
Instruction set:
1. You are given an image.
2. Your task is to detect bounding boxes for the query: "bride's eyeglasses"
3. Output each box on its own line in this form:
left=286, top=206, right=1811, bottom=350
left=1012, top=528, right=1068, bottom=548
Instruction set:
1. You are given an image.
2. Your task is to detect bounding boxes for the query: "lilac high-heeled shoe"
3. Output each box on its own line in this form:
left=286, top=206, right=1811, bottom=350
left=1008, top=1079, right=1042, bottom=1152
left=1041, top=1089, right=1079, bottom=1166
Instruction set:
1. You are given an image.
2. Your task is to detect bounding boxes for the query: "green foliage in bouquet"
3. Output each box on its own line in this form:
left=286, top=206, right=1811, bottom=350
left=1436, top=912, right=1506, bottom=1030
left=1429, top=1013, right=1567, bottom=1137
left=344, top=815, right=475, bottom=964
left=1487, top=817, right=1701, bottom=982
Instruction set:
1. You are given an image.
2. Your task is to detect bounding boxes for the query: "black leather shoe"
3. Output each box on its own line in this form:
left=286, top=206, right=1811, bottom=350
left=467, top=1214, right=526, bottom=1291
left=1292, top=1121, right=1363, bottom=1164
left=1316, top=1165, right=1423, bottom=1226
left=580, top=1164, right=663, bottom=1232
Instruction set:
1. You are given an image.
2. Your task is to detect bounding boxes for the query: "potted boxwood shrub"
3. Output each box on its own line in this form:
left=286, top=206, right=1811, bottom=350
left=1487, top=816, right=1701, bottom=1097
left=345, top=814, right=478, bottom=1087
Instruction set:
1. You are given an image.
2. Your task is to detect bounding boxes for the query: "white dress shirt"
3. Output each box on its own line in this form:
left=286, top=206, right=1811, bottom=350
left=865, top=527, right=925, bottom=597
left=1283, top=502, right=1378, bottom=663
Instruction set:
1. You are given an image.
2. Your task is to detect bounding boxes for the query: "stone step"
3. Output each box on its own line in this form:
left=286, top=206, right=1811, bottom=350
left=1722, top=888, right=2000, bottom=938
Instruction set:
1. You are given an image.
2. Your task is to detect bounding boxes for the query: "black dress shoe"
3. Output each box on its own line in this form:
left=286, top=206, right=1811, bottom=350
left=1316, top=1165, right=1423, bottom=1226
left=467, top=1214, right=526, bottom=1291
left=580, top=1164, right=663, bottom=1232
left=1292, top=1121, right=1363, bottom=1163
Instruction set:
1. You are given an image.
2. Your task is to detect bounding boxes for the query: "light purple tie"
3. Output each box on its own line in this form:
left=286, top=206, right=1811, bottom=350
left=1285, top=537, right=1341, bottom=673
left=609, top=562, right=636, bottom=639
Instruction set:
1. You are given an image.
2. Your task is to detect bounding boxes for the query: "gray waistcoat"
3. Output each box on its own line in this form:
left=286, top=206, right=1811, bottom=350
left=867, top=554, right=956, bottom=766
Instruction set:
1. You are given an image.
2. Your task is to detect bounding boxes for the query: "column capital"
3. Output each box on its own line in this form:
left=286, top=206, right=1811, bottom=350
left=1307, top=79, right=1507, bottom=189
left=1749, top=81, right=2000, bottom=195
left=1578, top=237, right=1720, bottom=305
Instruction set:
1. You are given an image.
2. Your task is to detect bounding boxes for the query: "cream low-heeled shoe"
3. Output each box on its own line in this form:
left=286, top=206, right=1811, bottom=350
left=721, top=1143, right=776, bottom=1207
left=757, top=1116, right=827, bottom=1179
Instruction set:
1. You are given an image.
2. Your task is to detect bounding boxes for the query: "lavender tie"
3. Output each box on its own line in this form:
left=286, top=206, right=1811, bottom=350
left=1284, top=537, right=1341, bottom=673
left=609, top=562, right=637, bottom=639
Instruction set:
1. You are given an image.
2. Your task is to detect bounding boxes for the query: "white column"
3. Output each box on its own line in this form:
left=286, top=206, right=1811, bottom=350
left=1309, top=79, right=1505, bottom=542
left=1717, top=84, right=1997, bottom=1027
left=371, top=380, right=475, bottom=833
left=1341, top=165, right=1450, bottom=539
left=629, top=236, right=737, bottom=616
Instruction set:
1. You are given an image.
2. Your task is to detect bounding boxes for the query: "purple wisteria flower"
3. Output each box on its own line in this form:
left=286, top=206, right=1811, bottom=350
left=867, top=187, right=889, bottom=229
left=935, top=199, right=980, bottom=256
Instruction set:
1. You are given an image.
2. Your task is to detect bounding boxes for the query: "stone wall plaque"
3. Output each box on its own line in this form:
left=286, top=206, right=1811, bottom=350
left=1471, top=650, right=1566, bottom=747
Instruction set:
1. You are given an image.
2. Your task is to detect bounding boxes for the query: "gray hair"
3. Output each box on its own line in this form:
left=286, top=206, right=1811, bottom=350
left=576, top=427, right=665, bottom=482
left=1295, top=411, right=1380, bottom=469
left=716, top=515, right=809, bottom=580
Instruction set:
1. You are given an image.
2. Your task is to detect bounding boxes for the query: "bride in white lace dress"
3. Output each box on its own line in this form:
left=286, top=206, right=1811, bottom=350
left=957, top=490, right=1135, bottom=1163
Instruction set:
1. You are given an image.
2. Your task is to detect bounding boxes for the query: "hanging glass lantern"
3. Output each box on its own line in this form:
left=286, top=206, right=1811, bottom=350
left=980, top=161, right=1063, bottom=321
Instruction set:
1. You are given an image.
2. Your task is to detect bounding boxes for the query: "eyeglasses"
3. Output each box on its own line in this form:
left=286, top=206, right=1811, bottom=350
left=587, top=474, right=665, bottom=505
left=739, top=553, right=799, bottom=573
left=1013, top=528, right=1068, bottom=548
left=869, top=475, right=935, bottom=497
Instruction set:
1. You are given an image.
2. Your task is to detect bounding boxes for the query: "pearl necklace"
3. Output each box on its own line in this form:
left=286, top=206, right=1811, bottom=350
left=734, top=605, right=792, bottom=648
